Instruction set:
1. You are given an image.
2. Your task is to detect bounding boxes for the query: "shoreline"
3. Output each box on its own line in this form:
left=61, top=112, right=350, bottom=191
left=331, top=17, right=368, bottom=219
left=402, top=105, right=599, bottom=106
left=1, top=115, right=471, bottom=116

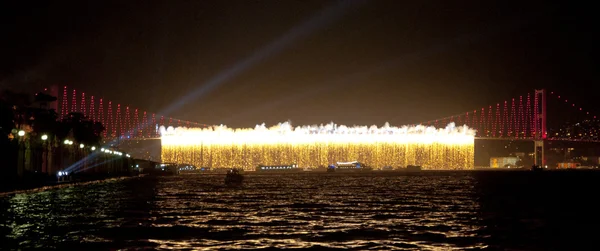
left=180, top=168, right=600, bottom=175
left=0, top=175, right=146, bottom=197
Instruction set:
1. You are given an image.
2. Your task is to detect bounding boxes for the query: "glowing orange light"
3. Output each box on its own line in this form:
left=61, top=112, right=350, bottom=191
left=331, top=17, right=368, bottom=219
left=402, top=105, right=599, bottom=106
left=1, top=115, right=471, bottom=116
left=161, top=122, right=475, bottom=170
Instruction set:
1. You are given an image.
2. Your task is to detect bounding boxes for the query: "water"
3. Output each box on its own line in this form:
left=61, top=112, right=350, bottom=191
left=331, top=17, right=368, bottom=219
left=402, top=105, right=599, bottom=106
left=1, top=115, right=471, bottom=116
left=1, top=171, right=598, bottom=250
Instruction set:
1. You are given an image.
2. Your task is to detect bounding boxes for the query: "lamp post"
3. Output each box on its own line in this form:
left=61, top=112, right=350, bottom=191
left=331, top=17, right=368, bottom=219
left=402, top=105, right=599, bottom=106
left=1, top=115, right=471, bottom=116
left=63, top=139, right=73, bottom=178
left=17, top=130, right=26, bottom=178
left=41, top=134, right=48, bottom=173
left=79, top=143, right=86, bottom=173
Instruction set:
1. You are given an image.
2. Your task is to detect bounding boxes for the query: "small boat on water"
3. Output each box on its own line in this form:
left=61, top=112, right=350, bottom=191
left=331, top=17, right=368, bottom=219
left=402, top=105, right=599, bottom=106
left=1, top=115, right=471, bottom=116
left=225, top=169, right=244, bottom=185
left=334, top=161, right=372, bottom=172
left=255, top=164, right=302, bottom=173
left=406, top=165, right=422, bottom=172
left=326, top=164, right=336, bottom=172
left=531, top=165, right=545, bottom=171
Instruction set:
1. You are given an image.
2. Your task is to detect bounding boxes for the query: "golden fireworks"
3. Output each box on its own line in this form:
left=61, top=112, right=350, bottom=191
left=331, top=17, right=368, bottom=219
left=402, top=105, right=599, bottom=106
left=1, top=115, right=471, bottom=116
left=161, top=122, right=475, bottom=170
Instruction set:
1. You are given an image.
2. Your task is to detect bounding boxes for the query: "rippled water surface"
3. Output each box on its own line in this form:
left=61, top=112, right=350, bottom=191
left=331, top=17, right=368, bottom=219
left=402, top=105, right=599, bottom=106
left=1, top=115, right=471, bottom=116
left=1, top=172, right=599, bottom=250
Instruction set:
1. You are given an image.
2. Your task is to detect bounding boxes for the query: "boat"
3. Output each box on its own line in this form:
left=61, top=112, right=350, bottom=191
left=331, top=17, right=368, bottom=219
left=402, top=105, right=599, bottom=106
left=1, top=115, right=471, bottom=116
left=178, top=164, right=199, bottom=174
left=406, top=165, right=422, bottom=171
left=326, top=164, right=336, bottom=172
left=143, top=163, right=179, bottom=176
left=225, top=169, right=244, bottom=185
left=380, top=166, right=395, bottom=171
left=255, top=164, right=302, bottom=172
left=531, top=165, right=544, bottom=171
left=335, top=161, right=372, bottom=172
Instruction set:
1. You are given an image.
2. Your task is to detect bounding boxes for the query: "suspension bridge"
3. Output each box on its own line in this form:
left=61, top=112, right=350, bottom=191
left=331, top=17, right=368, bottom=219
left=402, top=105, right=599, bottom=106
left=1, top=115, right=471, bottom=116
left=44, top=86, right=599, bottom=165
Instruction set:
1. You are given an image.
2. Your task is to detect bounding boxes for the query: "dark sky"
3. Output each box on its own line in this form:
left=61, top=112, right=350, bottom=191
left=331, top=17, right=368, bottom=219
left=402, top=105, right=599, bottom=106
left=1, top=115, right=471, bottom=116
left=1, top=0, right=596, bottom=127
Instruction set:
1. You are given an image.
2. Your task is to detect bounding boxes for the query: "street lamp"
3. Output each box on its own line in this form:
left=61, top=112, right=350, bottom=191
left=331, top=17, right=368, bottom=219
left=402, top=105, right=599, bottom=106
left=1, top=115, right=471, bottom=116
left=91, top=146, right=96, bottom=151
left=16, top=130, right=26, bottom=176
left=79, top=144, right=84, bottom=149
left=41, top=134, right=49, bottom=173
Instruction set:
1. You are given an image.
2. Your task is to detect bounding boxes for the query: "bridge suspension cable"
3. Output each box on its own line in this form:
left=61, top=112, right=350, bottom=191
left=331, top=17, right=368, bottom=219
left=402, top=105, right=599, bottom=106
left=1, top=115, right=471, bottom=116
left=417, top=89, right=599, bottom=141
left=44, top=85, right=209, bottom=140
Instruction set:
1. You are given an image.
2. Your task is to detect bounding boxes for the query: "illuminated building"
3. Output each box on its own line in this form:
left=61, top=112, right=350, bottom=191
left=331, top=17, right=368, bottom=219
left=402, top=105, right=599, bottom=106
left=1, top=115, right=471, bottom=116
left=160, top=122, right=475, bottom=170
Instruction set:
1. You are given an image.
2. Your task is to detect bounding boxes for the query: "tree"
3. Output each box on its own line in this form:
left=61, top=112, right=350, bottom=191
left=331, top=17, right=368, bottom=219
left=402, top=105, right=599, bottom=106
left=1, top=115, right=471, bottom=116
left=0, top=100, right=14, bottom=139
left=0, top=90, right=31, bottom=129
left=29, top=107, right=59, bottom=134
left=0, top=90, right=25, bottom=186
left=58, top=112, right=105, bottom=146
left=1, top=88, right=105, bottom=148
left=0, top=89, right=31, bottom=107
left=33, top=92, right=58, bottom=109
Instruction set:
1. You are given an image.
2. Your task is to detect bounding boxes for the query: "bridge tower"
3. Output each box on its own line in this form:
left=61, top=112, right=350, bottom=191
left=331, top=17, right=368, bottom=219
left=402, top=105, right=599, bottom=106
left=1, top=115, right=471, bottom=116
left=533, top=89, right=547, bottom=166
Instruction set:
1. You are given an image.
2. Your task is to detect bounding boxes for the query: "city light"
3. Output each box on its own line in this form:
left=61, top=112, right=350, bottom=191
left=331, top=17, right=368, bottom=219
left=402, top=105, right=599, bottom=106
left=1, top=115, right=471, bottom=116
left=79, top=144, right=84, bottom=148
left=91, top=146, right=96, bottom=151
left=17, top=130, right=25, bottom=137
left=41, top=134, right=48, bottom=140
left=161, top=122, right=475, bottom=170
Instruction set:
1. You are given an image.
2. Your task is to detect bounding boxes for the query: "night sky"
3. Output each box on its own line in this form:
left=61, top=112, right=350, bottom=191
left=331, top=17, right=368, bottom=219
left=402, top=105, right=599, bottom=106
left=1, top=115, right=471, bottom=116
left=1, top=1, right=596, bottom=128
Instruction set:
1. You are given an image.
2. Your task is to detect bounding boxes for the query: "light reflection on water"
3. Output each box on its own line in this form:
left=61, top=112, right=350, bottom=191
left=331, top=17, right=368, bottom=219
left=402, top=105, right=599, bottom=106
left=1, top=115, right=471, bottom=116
left=1, top=172, right=598, bottom=250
